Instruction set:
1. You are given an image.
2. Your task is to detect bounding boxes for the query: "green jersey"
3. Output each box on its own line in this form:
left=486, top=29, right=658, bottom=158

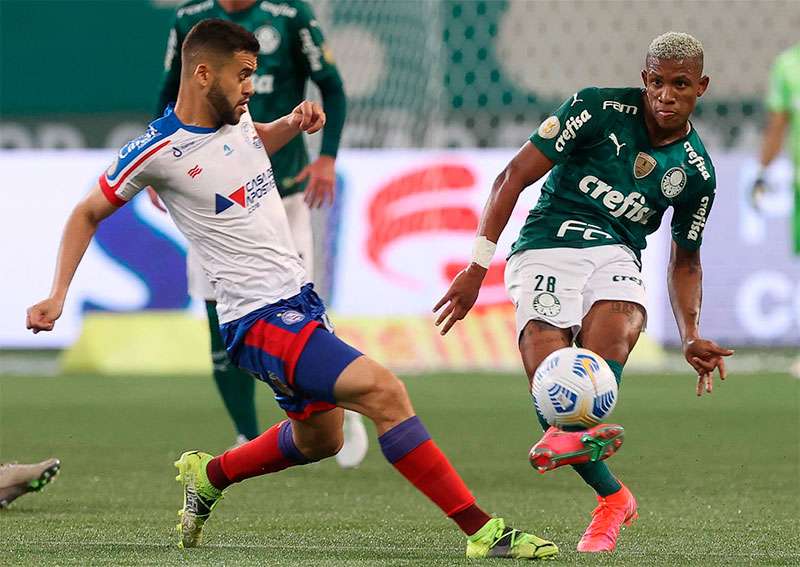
left=158, top=0, right=346, bottom=197
left=511, top=87, right=716, bottom=261
left=765, top=43, right=800, bottom=253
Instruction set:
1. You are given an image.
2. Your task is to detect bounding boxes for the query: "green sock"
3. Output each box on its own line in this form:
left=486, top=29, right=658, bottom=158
left=206, top=301, right=259, bottom=440
left=532, top=358, right=625, bottom=497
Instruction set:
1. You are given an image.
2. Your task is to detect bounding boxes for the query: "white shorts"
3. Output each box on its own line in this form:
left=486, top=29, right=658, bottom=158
left=504, top=245, right=647, bottom=340
left=186, top=192, right=315, bottom=301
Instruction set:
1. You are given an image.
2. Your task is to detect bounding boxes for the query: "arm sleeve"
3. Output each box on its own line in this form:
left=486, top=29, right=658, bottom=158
left=314, top=72, right=346, bottom=157
left=670, top=176, right=716, bottom=251
left=155, top=20, right=183, bottom=118
left=529, top=87, right=604, bottom=164
left=98, top=135, right=166, bottom=207
left=765, top=55, right=789, bottom=113
left=292, top=1, right=339, bottom=82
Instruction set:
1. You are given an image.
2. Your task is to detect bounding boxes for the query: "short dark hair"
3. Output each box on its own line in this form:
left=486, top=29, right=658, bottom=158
left=182, top=19, right=259, bottom=67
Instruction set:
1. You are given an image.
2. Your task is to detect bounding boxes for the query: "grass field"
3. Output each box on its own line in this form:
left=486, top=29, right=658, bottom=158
left=1, top=370, right=798, bottom=566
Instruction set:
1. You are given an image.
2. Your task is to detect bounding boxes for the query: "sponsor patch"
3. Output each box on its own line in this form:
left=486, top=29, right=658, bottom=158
left=687, top=195, right=711, bottom=241
left=532, top=292, right=561, bottom=317
left=555, top=110, right=592, bottom=152
left=661, top=167, right=687, bottom=198
left=537, top=116, right=560, bottom=139
left=634, top=152, right=656, bottom=179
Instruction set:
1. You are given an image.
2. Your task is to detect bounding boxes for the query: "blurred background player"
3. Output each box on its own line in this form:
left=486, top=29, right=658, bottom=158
left=751, top=42, right=800, bottom=377
left=435, top=32, right=733, bottom=553
left=153, top=0, right=368, bottom=464
left=0, top=458, right=60, bottom=509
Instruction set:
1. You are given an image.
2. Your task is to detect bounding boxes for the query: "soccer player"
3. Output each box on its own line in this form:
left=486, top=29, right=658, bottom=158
left=751, top=42, right=800, bottom=377
left=153, top=0, right=368, bottom=465
left=26, top=20, right=558, bottom=559
left=0, top=459, right=60, bottom=509
left=434, top=32, right=734, bottom=553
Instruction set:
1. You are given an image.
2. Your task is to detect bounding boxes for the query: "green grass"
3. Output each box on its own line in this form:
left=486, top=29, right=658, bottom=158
left=1, top=371, right=798, bottom=566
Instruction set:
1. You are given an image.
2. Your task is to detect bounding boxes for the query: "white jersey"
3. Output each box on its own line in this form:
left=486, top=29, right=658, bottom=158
left=100, top=106, right=306, bottom=323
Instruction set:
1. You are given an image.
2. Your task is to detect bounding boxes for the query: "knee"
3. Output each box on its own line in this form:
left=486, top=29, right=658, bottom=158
left=295, top=431, right=344, bottom=461
left=361, top=367, right=412, bottom=424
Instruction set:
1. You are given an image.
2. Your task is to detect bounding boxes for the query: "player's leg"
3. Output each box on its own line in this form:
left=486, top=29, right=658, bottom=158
left=188, top=247, right=259, bottom=443
left=331, top=353, right=558, bottom=559
left=0, top=459, right=60, bottom=509
left=282, top=192, right=369, bottom=468
left=505, top=249, right=623, bottom=473
left=567, top=248, right=647, bottom=552
left=174, top=409, right=343, bottom=549
left=206, top=300, right=259, bottom=443
left=567, top=299, right=642, bottom=552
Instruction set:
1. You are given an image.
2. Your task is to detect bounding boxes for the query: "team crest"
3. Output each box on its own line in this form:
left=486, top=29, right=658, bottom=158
left=532, top=292, right=561, bottom=317
left=537, top=116, right=560, bottom=140
left=241, top=121, right=264, bottom=149
left=661, top=167, right=687, bottom=198
left=633, top=152, right=656, bottom=179
left=255, top=26, right=281, bottom=54
left=279, top=310, right=305, bottom=325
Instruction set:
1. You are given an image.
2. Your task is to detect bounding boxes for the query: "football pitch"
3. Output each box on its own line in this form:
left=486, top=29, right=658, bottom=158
left=1, top=370, right=798, bottom=566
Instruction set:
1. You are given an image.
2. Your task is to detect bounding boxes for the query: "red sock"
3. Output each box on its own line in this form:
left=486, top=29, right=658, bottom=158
left=206, top=420, right=308, bottom=490
left=390, top=439, right=490, bottom=534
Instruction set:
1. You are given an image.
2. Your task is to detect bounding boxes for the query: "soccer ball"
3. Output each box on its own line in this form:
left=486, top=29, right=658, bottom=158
left=531, top=347, right=618, bottom=428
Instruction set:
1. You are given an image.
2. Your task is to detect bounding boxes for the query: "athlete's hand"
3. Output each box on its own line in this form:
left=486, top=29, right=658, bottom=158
left=147, top=187, right=167, bottom=213
left=288, top=101, right=326, bottom=134
left=296, top=155, right=335, bottom=208
left=433, top=264, right=486, bottom=335
left=26, top=297, right=64, bottom=334
left=682, top=338, right=734, bottom=396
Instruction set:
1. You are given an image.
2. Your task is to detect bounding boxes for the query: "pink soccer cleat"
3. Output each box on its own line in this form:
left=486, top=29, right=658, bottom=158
left=529, top=424, right=624, bottom=473
left=576, top=482, right=638, bottom=552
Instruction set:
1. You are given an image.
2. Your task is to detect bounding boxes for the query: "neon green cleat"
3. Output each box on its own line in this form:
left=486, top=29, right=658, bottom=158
left=466, top=517, right=558, bottom=560
left=174, top=451, right=224, bottom=549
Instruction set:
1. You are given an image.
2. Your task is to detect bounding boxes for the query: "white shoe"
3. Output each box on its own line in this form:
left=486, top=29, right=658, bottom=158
left=791, top=357, right=800, bottom=379
left=336, top=410, right=369, bottom=468
left=229, top=434, right=249, bottom=450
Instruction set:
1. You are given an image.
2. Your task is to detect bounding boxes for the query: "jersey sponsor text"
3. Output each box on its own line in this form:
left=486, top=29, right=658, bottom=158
left=555, top=110, right=592, bottom=152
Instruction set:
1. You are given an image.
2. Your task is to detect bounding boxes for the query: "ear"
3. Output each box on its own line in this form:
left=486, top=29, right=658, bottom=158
left=640, top=68, right=648, bottom=88
left=697, top=75, right=710, bottom=98
left=193, top=63, right=211, bottom=87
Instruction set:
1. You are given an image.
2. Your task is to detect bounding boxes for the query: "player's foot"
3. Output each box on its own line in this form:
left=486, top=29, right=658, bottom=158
left=466, top=517, right=558, bottom=560
left=335, top=410, right=369, bottom=469
left=0, top=458, right=60, bottom=509
left=577, top=483, right=638, bottom=553
left=230, top=434, right=249, bottom=450
left=529, top=424, right=624, bottom=473
left=174, top=451, right=224, bottom=548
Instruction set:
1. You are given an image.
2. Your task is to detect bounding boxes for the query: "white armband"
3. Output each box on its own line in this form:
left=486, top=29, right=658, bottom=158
left=471, top=236, right=497, bottom=269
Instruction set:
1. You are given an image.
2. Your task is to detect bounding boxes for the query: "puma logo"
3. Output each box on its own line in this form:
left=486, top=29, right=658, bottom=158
left=570, top=92, right=584, bottom=107
left=608, top=133, right=626, bottom=157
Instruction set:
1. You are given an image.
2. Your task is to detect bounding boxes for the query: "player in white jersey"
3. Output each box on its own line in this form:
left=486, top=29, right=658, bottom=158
left=26, top=19, right=558, bottom=559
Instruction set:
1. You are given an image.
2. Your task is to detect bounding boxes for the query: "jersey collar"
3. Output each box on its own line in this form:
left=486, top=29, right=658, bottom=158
left=163, top=104, right=219, bottom=134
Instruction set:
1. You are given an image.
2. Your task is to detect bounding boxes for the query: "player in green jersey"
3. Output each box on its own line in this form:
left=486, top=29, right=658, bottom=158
left=752, top=43, right=800, bottom=377
left=153, top=0, right=368, bottom=466
left=435, top=32, right=734, bottom=552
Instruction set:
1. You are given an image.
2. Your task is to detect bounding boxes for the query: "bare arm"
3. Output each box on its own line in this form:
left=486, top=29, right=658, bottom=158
left=26, top=185, right=119, bottom=333
left=667, top=242, right=734, bottom=395
left=255, top=101, right=326, bottom=157
left=433, top=142, right=554, bottom=334
left=758, top=110, right=789, bottom=168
